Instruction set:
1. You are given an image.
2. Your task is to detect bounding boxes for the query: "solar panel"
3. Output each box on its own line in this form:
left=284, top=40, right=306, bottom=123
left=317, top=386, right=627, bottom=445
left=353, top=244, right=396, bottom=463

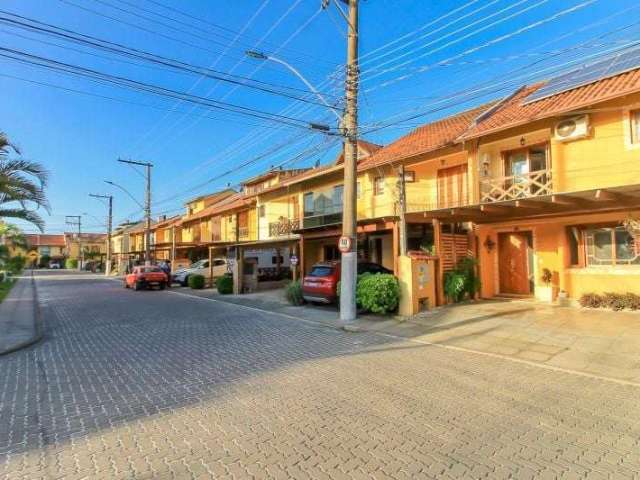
left=525, top=46, right=640, bottom=104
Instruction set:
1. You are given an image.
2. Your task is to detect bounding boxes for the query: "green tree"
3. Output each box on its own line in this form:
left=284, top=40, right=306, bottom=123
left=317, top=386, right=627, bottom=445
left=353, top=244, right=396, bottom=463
left=0, top=132, right=49, bottom=231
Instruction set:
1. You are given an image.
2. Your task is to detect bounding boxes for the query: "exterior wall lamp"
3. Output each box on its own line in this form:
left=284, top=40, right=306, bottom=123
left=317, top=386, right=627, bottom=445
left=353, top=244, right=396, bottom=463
left=483, top=236, right=496, bottom=253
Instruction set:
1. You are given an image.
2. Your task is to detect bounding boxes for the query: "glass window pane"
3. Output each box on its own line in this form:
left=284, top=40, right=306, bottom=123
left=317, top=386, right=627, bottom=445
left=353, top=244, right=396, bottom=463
left=615, top=228, right=640, bottom=264
left=633, top=110, right=640, bottom=144
left=303, top=193, right=314, bottom=217
left=529, top=147, right=547, bottom=171
left=586, top=228, right=613, bottom=266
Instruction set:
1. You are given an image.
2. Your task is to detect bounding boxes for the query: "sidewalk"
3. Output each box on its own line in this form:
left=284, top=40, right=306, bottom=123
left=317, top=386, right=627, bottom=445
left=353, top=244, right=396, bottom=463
left=0, top=272, right=41, bottom=355
left=177, top=287, right=640, bottom=384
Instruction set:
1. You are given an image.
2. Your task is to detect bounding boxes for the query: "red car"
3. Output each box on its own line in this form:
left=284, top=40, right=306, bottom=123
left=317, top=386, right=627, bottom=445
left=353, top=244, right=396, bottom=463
left=302, top=261, right=392, bottom=304
left=124, top=266, right=169, bottom=291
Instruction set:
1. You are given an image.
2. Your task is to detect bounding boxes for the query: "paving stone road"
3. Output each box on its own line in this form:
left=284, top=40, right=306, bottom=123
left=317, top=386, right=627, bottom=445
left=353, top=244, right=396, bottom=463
left=1, top=270, right=639, bottom=479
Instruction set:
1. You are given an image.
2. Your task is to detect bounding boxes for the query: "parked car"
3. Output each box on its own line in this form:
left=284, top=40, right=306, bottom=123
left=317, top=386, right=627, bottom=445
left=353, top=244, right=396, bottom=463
left=125, top=266, right=169, bottom=291
left=49, top=261, right=61, bottom=269
left=302, top=261, right=392, bottom=304
left=172, top=258, right=229, bottom=286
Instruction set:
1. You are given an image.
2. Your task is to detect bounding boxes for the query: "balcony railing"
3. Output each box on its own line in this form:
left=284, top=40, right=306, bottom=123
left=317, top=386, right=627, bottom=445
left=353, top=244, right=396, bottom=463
left=269, top=218, right=300, bottom=237
left=480, top=169, right=552, bottom=203
left=302, top=211, right=342, bottom=229
left=238, top=226, right=250, bottom=240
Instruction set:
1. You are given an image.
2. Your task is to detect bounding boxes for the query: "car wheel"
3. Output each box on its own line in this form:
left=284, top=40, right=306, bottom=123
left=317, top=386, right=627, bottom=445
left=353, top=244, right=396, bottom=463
left=159, top=282, right=166, bottom=290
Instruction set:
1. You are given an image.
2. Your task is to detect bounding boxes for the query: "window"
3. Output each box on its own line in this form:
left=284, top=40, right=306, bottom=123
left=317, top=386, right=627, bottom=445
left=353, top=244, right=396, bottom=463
left=584, top=226, right=639, bottom=266
left=631, top=109, right=640, bottom=144
left=332, top=185, right=344, bottom=208
left=400, top=170, right=415, bottom=183
left=271, top=255, right=284, bottom=264
left=504, top=144, right=548, bottom=178
left=374, top=177, right=385, bottom=195
left=304, top=192, right=314, bottom=217
left=258, top=205, right=266, bottom=218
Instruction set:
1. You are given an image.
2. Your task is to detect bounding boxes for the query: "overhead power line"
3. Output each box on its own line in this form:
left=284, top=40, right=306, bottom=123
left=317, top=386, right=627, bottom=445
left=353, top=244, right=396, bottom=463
left=0, top=46, right=340, bottom=132
left=0, top=11, right=340, bottom=101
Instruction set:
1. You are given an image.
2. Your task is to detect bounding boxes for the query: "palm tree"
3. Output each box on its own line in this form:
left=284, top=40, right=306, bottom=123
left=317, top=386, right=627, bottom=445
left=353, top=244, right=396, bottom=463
left=0, top=132, right=49, bottom=231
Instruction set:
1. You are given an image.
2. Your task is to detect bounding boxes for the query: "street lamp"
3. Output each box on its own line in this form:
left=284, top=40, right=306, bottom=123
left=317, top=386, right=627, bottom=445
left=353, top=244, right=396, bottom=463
left=245, top=50, right=343, bottom=124
left=104, top=180, right=144, bottom=209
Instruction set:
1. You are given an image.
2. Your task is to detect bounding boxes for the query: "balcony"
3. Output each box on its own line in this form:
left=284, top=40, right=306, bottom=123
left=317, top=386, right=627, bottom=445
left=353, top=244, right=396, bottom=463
left=269, top=218, right=300, bottom=237
left=480, top=170, right=553, bottom=203
left=302, top=212, right=342, bottom=229
left=238, top=226, right=250, bottom=240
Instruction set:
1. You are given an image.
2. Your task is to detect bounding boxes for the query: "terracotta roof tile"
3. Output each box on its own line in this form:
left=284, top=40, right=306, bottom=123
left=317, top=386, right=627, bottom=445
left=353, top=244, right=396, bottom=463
left=359, top=103, right=496, bottom=169
left=24, top=234, right=66, bottom=247
left=462, top=68, right=640, bottom=138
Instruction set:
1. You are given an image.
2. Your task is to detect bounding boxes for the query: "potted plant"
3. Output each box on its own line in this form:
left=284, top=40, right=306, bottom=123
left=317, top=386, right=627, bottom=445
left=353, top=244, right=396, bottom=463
left=537, top=268, right=554, bottom=303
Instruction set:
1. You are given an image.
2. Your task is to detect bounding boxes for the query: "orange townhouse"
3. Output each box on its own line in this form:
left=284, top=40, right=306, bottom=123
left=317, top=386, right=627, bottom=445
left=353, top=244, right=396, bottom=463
left=419, top=60, right=640, bottom=303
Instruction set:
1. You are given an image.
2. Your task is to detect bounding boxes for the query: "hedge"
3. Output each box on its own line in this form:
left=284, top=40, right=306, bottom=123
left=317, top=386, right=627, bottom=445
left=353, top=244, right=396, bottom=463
left=356, top=273, right=400, bottom=314
left=216, top=274, right=233, bottom=294
left=188, top=274, right=205, bottom=290
left=65, top=258, right=78, bottom=269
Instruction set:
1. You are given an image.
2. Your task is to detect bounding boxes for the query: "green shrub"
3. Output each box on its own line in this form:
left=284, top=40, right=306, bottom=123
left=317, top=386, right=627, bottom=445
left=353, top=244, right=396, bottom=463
left=6, top=256, right=25, bottom=274
left=38, top=254, right=51, bottom=268
left=65, top=258, right=78, bottom=269
left=444, top=257, right=480, bottom=303
left=188, top=274, right=205, bottom=289
left=216, top=274, right=233, bottom=294
left=579, top=293, right=603, bottom=308
left=356, top=273, right=400, bottom=314
left=284, top=280, right=304, bottom=305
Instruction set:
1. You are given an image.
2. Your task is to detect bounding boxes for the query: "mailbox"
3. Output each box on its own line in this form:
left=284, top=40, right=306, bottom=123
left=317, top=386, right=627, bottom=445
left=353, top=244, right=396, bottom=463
left=398, top=254, right=437, bottom=316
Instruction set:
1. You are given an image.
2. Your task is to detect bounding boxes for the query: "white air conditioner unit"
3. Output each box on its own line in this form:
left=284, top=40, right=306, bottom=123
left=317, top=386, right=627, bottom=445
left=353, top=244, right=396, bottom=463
left=553, top=115, right=590, bottom=142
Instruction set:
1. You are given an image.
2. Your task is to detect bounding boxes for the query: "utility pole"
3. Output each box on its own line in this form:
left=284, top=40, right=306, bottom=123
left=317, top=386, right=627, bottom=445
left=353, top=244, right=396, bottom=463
left=65, top=215, right=82, bottom=270
left=398, top=165, right=408, bottom=256
left=339, top=0, right=359, bottom=324
left=117, top=158, right=153, bottom=265
left=89, top=193, right=113, bottom=275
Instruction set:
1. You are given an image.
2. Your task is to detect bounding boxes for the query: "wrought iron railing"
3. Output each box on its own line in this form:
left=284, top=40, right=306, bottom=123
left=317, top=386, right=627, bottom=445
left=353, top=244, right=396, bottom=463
left=269, top=218, right=300, bottom=237
left=480, top=169, right=553, bottom=203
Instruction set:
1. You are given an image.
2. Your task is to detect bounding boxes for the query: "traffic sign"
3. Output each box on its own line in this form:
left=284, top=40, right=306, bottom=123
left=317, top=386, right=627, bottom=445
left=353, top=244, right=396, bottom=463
left=290, top=255, right=299, bottom=266
left=338, top=236, right=352, bottom=253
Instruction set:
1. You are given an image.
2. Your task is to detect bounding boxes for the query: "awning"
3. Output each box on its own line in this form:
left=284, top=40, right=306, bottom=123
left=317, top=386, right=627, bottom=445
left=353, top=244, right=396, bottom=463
left=410, top=185, right=640, bottom=224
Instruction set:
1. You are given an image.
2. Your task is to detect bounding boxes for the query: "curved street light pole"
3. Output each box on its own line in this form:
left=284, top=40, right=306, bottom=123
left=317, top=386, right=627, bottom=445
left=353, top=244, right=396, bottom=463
left=104, top=180, right=144, bottom=209
left=245, top=50, right=344, bottom=125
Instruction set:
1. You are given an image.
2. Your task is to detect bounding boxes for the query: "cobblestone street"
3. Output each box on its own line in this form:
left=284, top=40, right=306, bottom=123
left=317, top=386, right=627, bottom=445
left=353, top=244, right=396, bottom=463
left=1, top=271, right=639, bottom=479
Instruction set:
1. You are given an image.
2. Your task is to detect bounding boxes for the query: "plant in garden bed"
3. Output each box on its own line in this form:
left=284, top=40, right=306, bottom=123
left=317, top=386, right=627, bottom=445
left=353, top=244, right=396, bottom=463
left=284, top=280, right=304, bottom=305
left=216, top=274, right=233, bottom=294
left=444, top=257, right=480, bottom=303
left=579, top=292, right=640, bottom=310
left=356, top=273, right=400, bottom=314
left=65, top=258, right=78, bottom=269
left=188, top=274, right=205, bottom=290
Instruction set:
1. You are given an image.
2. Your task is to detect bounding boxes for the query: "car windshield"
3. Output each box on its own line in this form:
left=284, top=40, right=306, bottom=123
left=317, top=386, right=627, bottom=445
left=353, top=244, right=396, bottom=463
left=309, top=266, right=334, bottom=277
left=140, top=267, right=162, bottom=273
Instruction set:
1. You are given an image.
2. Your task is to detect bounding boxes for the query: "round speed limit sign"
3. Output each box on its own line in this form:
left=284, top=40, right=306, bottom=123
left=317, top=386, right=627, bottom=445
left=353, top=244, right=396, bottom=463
left=338, top=236, right=352, bottom=253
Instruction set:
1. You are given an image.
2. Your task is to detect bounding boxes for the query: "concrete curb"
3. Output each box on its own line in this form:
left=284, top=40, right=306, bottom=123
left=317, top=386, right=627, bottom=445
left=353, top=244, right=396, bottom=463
left=0, top=270, right=43, bottom=356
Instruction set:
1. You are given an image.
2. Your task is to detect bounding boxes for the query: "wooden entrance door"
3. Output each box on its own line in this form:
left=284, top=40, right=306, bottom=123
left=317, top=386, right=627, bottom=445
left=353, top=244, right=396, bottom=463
left=498, top=232, right=531, bottom=295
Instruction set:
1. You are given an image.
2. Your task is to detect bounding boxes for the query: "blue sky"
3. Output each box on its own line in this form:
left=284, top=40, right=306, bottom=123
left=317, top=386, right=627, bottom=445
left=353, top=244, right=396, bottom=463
left=1, top=0, right=638, bottom=233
